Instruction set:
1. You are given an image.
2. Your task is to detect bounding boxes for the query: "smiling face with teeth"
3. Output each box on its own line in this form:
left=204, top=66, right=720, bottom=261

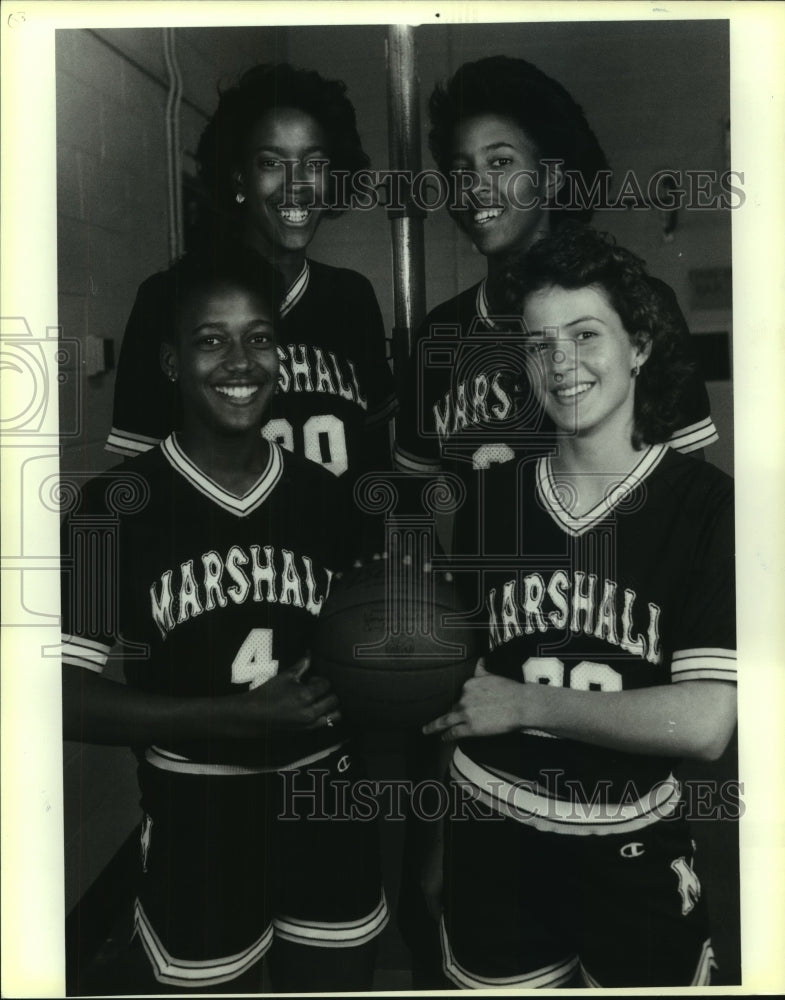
left=523, top=284, right=651, bottom=447
left=449, top=114, right=554, bottom=262
left=164, top=282, right=279, bottom=443
left=236, top=107, right=329, bottom=280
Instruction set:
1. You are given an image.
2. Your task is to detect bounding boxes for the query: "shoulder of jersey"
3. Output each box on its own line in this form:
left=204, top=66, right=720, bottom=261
left=65, top=446, right=166, bottom=517
left=655, top=447, right=734, bottom=507
left=306, top=258, right=375, bottom=296
left=417, top=282, right=484, bottom=333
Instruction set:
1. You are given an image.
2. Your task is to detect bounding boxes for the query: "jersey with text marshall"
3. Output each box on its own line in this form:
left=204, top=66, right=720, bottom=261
left=394, top=279, right=719, bottom=556
left=451, top=445, right=735, bottom=834
left=107, top=260, right=397, bottom=482
left=60, top=438, right=356, bottom=773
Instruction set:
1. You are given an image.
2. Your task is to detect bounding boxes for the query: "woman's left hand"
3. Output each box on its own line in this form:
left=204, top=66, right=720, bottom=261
left=423, top=659, right=528, bottom=740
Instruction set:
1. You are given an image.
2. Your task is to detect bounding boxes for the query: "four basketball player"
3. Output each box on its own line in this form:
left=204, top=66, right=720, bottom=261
left=63, top=50, right=735, bottom=992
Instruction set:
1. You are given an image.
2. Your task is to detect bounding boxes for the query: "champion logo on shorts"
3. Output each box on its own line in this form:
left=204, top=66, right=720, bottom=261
left=620, top=841, right=645, bottom=858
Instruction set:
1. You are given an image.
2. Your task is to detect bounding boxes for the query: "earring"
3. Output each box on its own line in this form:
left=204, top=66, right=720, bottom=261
left=168, top=371, right=178, bottom=383
left=235, top=192, right=245, bottom=205
left=631, top=364, right=640, bottom=378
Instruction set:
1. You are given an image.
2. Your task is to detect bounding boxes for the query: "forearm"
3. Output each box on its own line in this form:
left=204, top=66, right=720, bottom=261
left=523, top=680, right=736, bottom=761
left=62, top=666, right=225, bottom=747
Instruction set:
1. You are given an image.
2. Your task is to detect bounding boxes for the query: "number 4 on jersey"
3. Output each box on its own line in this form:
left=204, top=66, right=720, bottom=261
left=231, top=628, right=279, bottom=689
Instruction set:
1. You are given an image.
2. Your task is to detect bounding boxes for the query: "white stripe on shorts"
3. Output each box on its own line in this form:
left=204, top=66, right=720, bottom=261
left=133, top=898, right=273, bottom=987
left=273, top=891, right=389, bottom=948
left=440, top=915, right=578, bottom=989
left=579, top=937, right=716, bottom=987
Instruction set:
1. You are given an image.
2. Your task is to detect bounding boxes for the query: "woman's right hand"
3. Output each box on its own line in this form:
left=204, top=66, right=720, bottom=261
left=221, top=657, right=341, bottom=738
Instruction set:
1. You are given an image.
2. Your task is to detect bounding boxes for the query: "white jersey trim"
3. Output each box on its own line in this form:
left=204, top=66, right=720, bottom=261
left=106, top=427, right=159, bottom=456
left=61, top=634, right=111, bottom=673
left=133, top=898, right=273, bottom=987
left=536, top=444, right=669, bottom=537
left=280, top=260, right=310, bottom=318
left=475, top=279, right=497, bottom=331
left=393, top=443, right=442, bottom=475
left=671, top=648, right=737, bottom=683
left=161, top=434, right=283, bottom=517
left=450, top=746, right=682, bottom=835
left=273, top=892, right=389, bottom=948
left=366, top=391, right=398, bottom=426
left=668, top=416, right=719, bottom=453
left=145, top=741, right=345, bottom=776
left=440, top=917, right=578, bottom=989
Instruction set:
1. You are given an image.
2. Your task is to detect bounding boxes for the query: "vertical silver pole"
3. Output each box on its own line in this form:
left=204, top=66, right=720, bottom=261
left=386, top=25, right=426, bottom=371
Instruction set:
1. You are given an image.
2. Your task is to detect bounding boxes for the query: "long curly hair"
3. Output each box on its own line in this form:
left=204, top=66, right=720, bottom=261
left=196, top=63, right=370, bottom=222
left=428, top=56, right=609, bottom=225
left=501, top=225, right=695, bottom=446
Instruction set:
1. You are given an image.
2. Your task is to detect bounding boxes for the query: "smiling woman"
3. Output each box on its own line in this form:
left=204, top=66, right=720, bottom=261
left=108, top=64, right=397, bottom=511
left=161, top=257, right=280, bottom=453
left=422, top=226, right=737, bottom=988
left=61, top=247, right=388, bottom=992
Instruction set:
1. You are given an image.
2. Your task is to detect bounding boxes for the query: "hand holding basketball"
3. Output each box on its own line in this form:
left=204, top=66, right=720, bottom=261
left=225, top=656, right=341, bottom=736
left=423, top=658, right=528, bottom=740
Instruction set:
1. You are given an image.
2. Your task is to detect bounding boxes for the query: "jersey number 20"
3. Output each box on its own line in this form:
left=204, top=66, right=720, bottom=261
left=523, top=656, right=623, bottom=691
left=262, top=415, right=349, bottom=477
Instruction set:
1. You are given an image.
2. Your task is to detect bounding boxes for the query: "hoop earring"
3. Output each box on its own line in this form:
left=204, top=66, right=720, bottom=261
left=235, top=192, right=246, bottom=205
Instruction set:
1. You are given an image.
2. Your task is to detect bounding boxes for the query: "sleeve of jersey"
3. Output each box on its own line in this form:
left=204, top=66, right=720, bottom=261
left=650, top=277, right=719, bottom=454
left=670, top=481, right=736, bottom=684
left=354, top=275, right=398, bottom=430
left=392, top=317, right=444, bottom=477
left=106, top=272, right=178, bottom=457
left=60, top=487, right=113, bottom=674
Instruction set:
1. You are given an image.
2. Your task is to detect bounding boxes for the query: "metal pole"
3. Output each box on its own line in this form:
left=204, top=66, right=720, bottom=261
left=386, top=25, right=427, bottom=376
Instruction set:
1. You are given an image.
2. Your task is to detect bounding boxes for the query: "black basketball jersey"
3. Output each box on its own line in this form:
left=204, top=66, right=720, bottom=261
left=107, top=259, right=397, bottom=483
left=61, top=438, right=357, bottom=773
left=451, top=445, right=735, bottom=832
left=393, top=277, right=718, bottom=482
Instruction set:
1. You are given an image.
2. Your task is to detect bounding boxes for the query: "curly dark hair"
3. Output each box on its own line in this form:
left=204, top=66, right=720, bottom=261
left=163, top=244, right=285, bottom=347
left=503, top=225, right=695, bottom=446
left=428, top=56, right=609, bottom=225
left=196, top=63, right=370, bottom=221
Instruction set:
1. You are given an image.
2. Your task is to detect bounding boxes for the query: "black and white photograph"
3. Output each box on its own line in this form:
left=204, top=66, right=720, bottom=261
left=1, top=1, right=784, bottom=995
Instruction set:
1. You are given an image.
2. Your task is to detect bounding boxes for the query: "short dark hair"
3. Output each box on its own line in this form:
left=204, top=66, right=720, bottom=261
left=163, top=245, right=285, bottom=346
left=428, top=56, right=609, bottom=224
left=505, top=225, right=694, bottom=446
left=196, top=62, right=370, bottom=219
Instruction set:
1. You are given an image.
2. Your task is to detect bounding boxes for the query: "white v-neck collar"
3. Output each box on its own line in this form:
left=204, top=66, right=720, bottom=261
left=536, top=443, right=669, bottom=536
left=475, top=278, right=497, bottom=330
left=161, top=434, right=284, bottom=517
left=280, top=260, right=310, bottom=318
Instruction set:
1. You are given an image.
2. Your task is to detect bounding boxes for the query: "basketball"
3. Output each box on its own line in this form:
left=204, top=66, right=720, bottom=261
left=311, top=559, right=479, bottom=729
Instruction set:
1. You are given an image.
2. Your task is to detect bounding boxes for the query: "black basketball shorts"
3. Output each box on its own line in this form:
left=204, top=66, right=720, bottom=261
left=441, top=781, right=714, bottom=989
left=132, top=746, right=388, bottom=988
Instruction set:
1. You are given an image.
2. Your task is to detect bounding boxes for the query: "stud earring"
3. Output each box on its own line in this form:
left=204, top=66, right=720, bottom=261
left=235, top=192, right=246, bottom=205
left=631, top=364, right=640, bottom=378
left=168, top=371, right=178, bottom=383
